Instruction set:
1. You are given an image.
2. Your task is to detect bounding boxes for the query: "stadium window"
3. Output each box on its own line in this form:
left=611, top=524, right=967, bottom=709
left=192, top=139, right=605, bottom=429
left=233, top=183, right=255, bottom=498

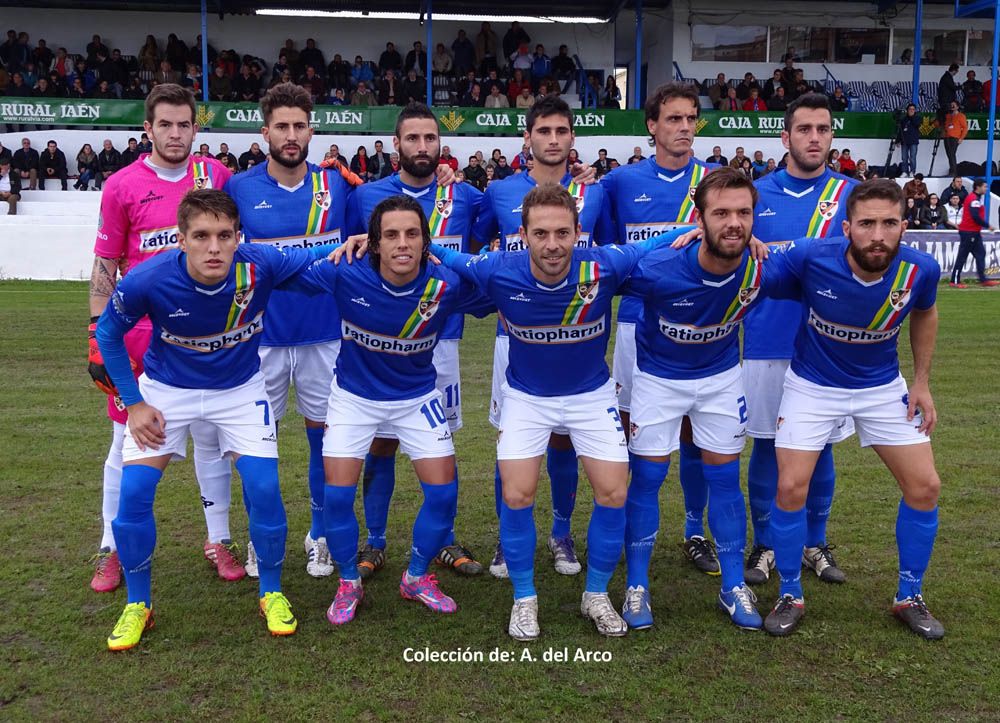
left=967, top=30, right=993, bottom=66
left=892, top=28, right=967, bottom=65
left=691, top=24, right=767, bottom=63
left=768, top=27, right=835, bottom=64
left=832, top=28, right=890, bottom=64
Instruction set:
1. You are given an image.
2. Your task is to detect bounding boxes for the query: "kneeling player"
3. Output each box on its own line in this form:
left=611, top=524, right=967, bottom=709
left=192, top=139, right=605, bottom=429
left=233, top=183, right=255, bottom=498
left=432, top=184, right=690, bottom=640
left=95, top=190, right=333, bottom=650
left=762, top=179, right=944, bottom=640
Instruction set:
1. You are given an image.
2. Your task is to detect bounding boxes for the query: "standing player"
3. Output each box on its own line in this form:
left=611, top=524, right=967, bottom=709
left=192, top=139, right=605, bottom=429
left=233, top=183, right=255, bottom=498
left=227, top=83, right=357, bottom=579
left=432, top=184, right=691, bottom=639
left=345, top=103, right=486, bottom=579
left=950, top=178, right=999, bottom=288
left=621, top=169, right=780, bottom=631
left=601, top=81, right=721, bottom=578
left=473, top=95, right=615, bottom=579
left=87, top=84, right=240, bottom=593
left=306, top=197, right=491, bottom=626
left=95, top=190, right=336, bottom=649
left=742, top=93, right=857, bottom=587
left=761, top=180, right=944, bottom=640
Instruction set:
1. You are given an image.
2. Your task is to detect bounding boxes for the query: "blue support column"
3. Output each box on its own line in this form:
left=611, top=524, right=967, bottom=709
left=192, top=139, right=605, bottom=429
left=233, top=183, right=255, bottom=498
left=634, top=0, right=643, bottom=109
left=200, top=0, right=209, bottom=103
left=912, top=0, right=923, bottom=105
left=426, top=0, right=433, bottom=106
left=984, top=0, right=1000, bottom=220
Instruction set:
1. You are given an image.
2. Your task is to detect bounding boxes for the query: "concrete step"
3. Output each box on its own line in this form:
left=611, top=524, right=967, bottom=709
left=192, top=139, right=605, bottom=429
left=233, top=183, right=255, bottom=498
left=0, top=214, right=96, bottom=225
left=14, top=200, right=100, bottom=217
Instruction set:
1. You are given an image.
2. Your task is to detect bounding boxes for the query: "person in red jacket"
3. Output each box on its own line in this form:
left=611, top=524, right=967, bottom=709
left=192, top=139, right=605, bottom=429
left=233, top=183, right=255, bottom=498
left=951, top=178, right=999, bottom=288
left=742, top=88, right=765, bottom=111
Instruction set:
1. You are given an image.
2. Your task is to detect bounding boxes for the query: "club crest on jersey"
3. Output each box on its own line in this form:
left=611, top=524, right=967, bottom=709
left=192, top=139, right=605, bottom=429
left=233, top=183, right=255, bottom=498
left=577, top=280, right=599, bottom=304
left=418, top=299, right=440, bottom=321
left=889, top=288, right=911, bottom=311
left=817, top=199, right=839, bottom=221
left=193, top=175, right=212, bottom=190
left=314, top=189, right=331, bottom=211
left=738, top=286, right=760, bottom=306
left=434, top=197, right=453, bottom=219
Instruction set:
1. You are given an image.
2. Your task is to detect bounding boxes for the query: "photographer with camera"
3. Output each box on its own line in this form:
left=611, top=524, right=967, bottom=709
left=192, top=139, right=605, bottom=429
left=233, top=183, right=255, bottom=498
left=899, top=103, right=921, bottom=178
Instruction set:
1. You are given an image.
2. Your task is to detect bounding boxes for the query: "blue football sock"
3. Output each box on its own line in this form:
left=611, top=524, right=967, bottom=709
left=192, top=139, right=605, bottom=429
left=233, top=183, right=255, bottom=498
left=493, top=462, right=503, bottom=521
left=806, top=444, right=836, bottom=548
left=703, top=460, right=747, bottom=591
left=324, top=483, right=360, bottom=580
left=500, top=502, right=537, bottom=600
left=361, top=452, right=395, bottom=549
left=585, top=502, right=626, bottom=593
left=624, top=455, right=670, bottom=589
left=770, top=503, right=807, bottom=599
left=305, top=426, right=326, bottom=540
left=112, top=464, right=162, bottom=606
left=409, top=479, right=458, bottom=577
left=235, top=456, right=288, bottom=597
left=441, top=469, right=459, bottom=548
left=747, top=438, right=778, bottom=548
left=547, top=445, right=578, bottom=539
left=679, top=442, right=708, bottom=538
left=896, top=499, right=938, bottom=600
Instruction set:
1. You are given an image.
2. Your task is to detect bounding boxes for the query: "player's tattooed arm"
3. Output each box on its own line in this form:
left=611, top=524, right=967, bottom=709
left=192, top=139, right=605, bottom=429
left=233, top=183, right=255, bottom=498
left=89, top=255, right=120, bottom=317
left=907, top=304, right=938, bottom=434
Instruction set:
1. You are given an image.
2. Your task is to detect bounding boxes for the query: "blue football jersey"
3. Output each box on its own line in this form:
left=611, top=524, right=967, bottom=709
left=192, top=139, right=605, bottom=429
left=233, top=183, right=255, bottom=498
left=623, top=242, right=786, bottom=380
left=601, top=156, right=715, bottom=324
left=743, top=169, right=857, bottom=360
left=97, top=244, right=328, bottom=405
left=290, top=259, right=489, bottom=402
left=227, top=162, right=352, bottom=347
left=765, top=237, right=939, bottom=389
left=432, top=233, right=684, bottom=397
left=346, top=175, right=485, bottom=340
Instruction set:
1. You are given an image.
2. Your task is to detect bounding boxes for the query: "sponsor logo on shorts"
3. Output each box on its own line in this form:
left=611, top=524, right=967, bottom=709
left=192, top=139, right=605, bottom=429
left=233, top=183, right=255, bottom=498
left=341, top=320, right=436, bottom=355
left=506, top=315, right=606, bottom=344
left=138, top=226, right=180, bottom=253
left=624, top=222, right=683, bottom=243
left=253, top=230, right=341, bottom=250
left=262, top=431, right=277, bottom=442
left=656, top=316, right=741, bottom=344
left=161, top=311, right=264, bottom=352
left=808, top=308, right=900, bottom=344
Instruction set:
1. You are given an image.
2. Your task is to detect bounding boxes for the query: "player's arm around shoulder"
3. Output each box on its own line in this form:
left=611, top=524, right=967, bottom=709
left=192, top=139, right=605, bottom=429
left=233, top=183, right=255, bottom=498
left=264, top=242, right=343, bottom=295
left=429, top=243, right=499, bottom=289
left=617, top=245, right=680, bottom=299
left=759, top=236, right=812, bottom=299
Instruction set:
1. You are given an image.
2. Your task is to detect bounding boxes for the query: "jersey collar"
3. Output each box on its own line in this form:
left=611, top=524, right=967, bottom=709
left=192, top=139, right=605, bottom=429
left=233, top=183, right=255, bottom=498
left=649, top=155, right=693, bottom=183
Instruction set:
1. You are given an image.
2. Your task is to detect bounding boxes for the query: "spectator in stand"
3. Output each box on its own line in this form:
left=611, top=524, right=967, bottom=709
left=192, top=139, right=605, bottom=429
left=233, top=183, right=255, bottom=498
left=475, top=22, right=500, bottom=70
left=20, top=60, right=38, bottom=89
left=944, top=193, right=963, bottom=229
left=0, top=141, right=10, bottom=167
left=38, top=139, right=68, bottom=190
left=328, top=54, right=351, bottom=91
left=780, top=54, right=797, bottom=88
left=502, top=22, right=531, bottom=66
left=483, top=69, right=505, bottom=95
left=329, top=87, right=348, bottom=105
left=628, top=146, right=645, bottom=164
left=552, top=45, right=575, bottom=87
left=982, top=75, right=1000, bottom=109
left=12, top=138, right=38, bottom=190
left=208, top=65, right=233, bottom=101
left=485, top=82, right=510, bottom=108
left=401, top=68, right=425, bottom=103
left=942, top=100, right=967, bottom=176
left=67, top=76, right=88, bottom=99
left=487, top=147, right=502, bottom=169
left=439, top=145, right=459, bottom=171
left=370, top=140, right=392, bottom=180
left=138, top=34, right=159, bottom=73
left=899, top=102, right=921, bottom=177
left=52, top=47, right=71, bottom=78
left=350, top=145, right=372, bottom=182
left=12, top=31, right=30, bottom=70
left=509, top=43, right=532, bottom=76
left=86, top=34, right=110, bottom=65
left=0, top=158, right=21, bottom=214
left=827, top=148, right=840, bottom=172
left=764, top=157, right=777, bottom=175
left=742, top=87, right=765, bottom=111
left=6, top=71, right=31, bottom=96
left=461, top=81, right=483, bottom=106
left=940, top=176, right=968, bottom=207
left=45, top=70, right=65, bottom=96
left=464, top=154, right=486, bottom=190
left=300, top=65, right=325, bottom=103
left=515, top=84, right=535, bottom=109
left=837, top=148, right=857, bottom=176
left=182, top=63, right=203, bottom=92
left=154, top=59, right=180, bottom=86
left=728, top=146, right=747, bottom=170
left=327, top=144, right=342, bottom=163
left=761, top=68, right=783, bottom=100
left=904, top=196, right=923, bottom=228
left=120, top=137, right=141, bottom=166
left=351, top=80, right=375, bottom=106
left=952, top=178, right=999, bottom=287
left=388, top=151, right=400, bottom=174
left=510, top=142, right=530, bottom=170
left=897, top=48, right=913, bottom=65
left=737, top=156, right=756, bottom=180
left=432, top=43, right=453, bottom=77
left=921, top=194, right=946, bottom=229
left=717, top=86, right=740, bottom=111
left=67, top=60, right=97, bottom=93
left=937, top=63, right=960, bottom=119
left=455, top=69, right=477, bottom=100
left=238, top=142, right=266, bottom=170
left=484, top=163, right=495, bottom=187
left=194, top=142, right=209, bottom=158
left=230, top=63, right=257, bottom=101
left=854, top=159, right=870, bottom=181
left=506, top=68, right=528, bottom=104
left=378, top=42, right=402, bottom=76
left=962, top=70, right=983, bottom=112
left=493, top=154, right=513, bottom=179
left=751, top=150, right=767, bottom=176
left=735, top=72, right=760, bottom=101
left=903, top=172, right=929, bottom=206
left=165, top=34, right=188, bottom=72
left=351, top=55, right=373, bottom=89
left=602, top=75, right=622, bottom=108
left=137, top=133, right=152, bottom=154
left=591, top=148, right=612, bottom=178
left=706, top=145, right=728, bottom=166
left=269, top=69, right=292, bottom=90
left=829, top=86, right=849, bottom=111
left=566, top=148, right=581, bottom=169
left=451, top=30, right=475, bottom=78
left=73, top=143, right=97, bottom=191
left=32, top=38, right=53, bottom=73
left=767, top=85, right=788, bottom=111
left=778, top=151, right=789, bottom=169
left=0, top=30, right=18, bottom=70
left=404, top=41, right=427, bottom=77
left=33, top=77, right=58, bottom=98
left=707, top=73, right=728, bottom=107
left=298, top=38, right=325, bottom=78
left=531, top=45, right=551, bottom=85
left=91, top=80, right=116, bottom=100
left=924, top=48, right=939, bottom=65
left=378, top=69, right=401, bottom=105
left=216, top=142, right=237, bottom=170
left=271, top=53, right=290, bottom=84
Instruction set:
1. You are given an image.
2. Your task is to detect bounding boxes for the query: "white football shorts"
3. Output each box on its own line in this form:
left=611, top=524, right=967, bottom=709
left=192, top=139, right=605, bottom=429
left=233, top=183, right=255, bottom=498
left=258, top=340, right=340, bottom=423
left=611, top=322, right=636, bottom=413
left=375, top=339, right=462, bottom=440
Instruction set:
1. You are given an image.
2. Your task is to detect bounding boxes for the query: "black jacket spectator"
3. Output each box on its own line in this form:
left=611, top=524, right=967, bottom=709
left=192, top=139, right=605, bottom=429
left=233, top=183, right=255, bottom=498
left=165, top=34, right=188, bottom=72
left=216, top=151, right=238, bottom=169
left=828, top=92, right=849, bottom=112
left=464, top=161, right=487, bottom=190
left=86, top=36, right=110, bottom=65
left=920, top=202, right=946, bottom=229
left=0, top=143, right=11, bottom=167
left=298, top=40, right=325, bottom=78
left=38, top=144, right=68, bottom=190
left=239, top=146, right=267, bottom=171
left=401, top=72, right=425, bottom=103
left=378, top=44, right=402, bottom=75
left=12, top=145, right=39, bottom=177
left=767, top=88, right=788, bottom=111
left=121, top=142, right=141, bottom=167
left=502, top=22, right=530, bottom=63
left=940, top=181, right=968, bottom=208
left=962, top=75, right=984, bottom=112
left=404, top=44, right=428, bottom=77
left=451, top=32, right=475, bottom=77
left=97, top=145, right=121, bottom=188
left=328, top=55, right=351, bottom=90
left=370, top=149, right=393, bottom=179
left=735, top=76, right=761, bottom=101
left=33, top=78, right=60, bottom=97
left=900, top=112, right=921, bottom=146
left=378, top=73, right=402, bottom=105
left=552, top=46, right=575, bottom=79
left=233, top=67, right=260, bottom=102
left=937, top=66, right=959, bottom=110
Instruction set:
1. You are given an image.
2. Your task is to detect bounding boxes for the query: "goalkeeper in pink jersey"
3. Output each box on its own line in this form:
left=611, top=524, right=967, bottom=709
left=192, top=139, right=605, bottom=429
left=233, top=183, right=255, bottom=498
left=87, top=84, right=243, bottom=592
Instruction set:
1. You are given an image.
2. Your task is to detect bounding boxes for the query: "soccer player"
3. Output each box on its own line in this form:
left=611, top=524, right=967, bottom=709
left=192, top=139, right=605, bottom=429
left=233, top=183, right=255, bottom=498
left=95, top=190, right=334, bottom=650
left=950, top=178, right=999, bottom=288
left=620, top=168, right=783, bottom=631
left=345, top=103, right=486, bottom=578
left=742, top=93, right=858, bottom=587
left=227, top=82, right=358, bottom=579
left=88, top=84, right=240, bottom=593
left=601, top=81, right=722, bottom=577
left=310, top=196, right=491, bottom=626
left=473, top=95, right=615, bottom=579
left=761, top=179, right=944, bottom=640
left=432, top=184, right=690, bottom=640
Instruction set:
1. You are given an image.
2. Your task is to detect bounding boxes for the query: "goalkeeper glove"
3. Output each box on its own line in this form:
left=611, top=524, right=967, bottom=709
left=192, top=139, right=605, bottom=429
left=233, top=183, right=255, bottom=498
left=88, top=316, right=119, bottom=396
